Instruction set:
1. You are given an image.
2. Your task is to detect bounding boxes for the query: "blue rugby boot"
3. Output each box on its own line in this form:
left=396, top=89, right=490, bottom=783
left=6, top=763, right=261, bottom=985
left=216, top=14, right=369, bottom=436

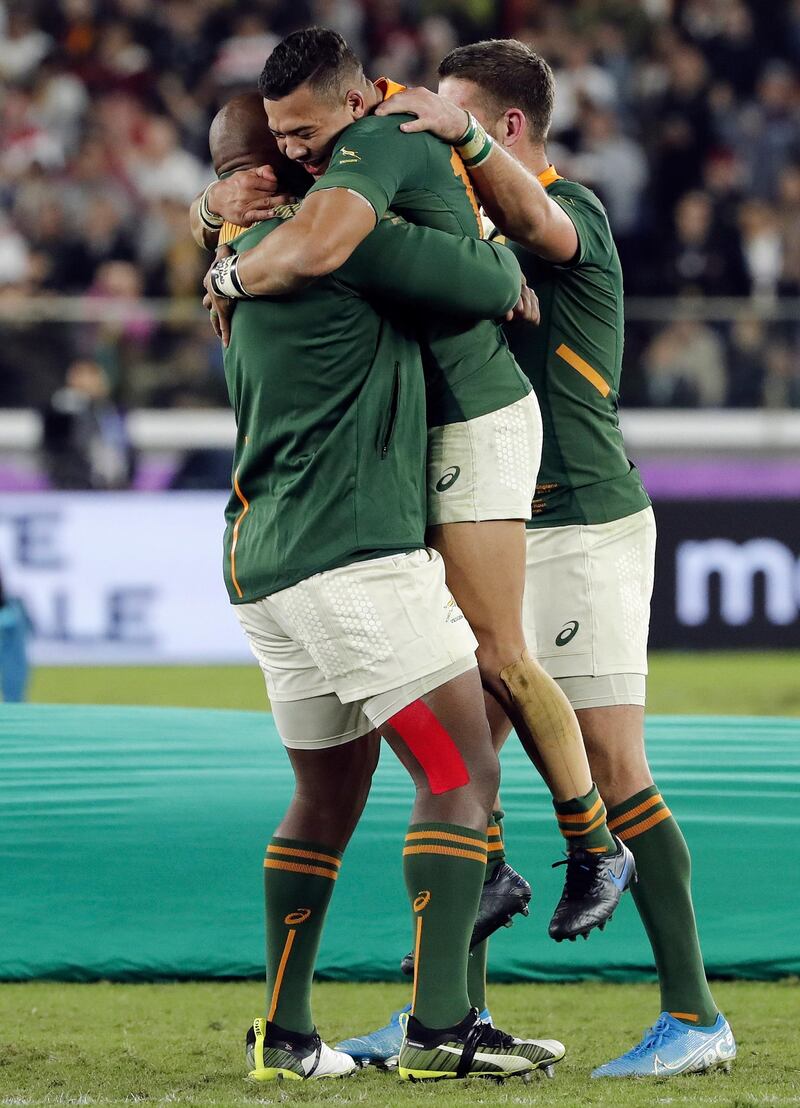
left=549, top=836, right=635, bottom=942
left=592, top=1012, right=736, bottom=1078
left=335, top=1006, right=409, bottom=1069
left=336, top=1005, right=493, bottom=1069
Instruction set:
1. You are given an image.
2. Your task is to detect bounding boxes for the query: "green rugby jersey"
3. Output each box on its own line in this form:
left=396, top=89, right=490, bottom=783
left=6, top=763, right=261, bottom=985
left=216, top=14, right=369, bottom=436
left=222, top=212, right=523, bottom=604
left=307, top=79, right=531, bottom=425
left=497, top=167, right=650, bottom=528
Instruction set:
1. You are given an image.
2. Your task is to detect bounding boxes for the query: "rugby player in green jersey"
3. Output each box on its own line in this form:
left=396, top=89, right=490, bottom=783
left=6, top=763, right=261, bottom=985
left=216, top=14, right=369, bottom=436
left=373, top=39, right=736, bottom=1079
left=201, top=93, right=565, bottom=1084
left=204, top=28, right=634, bottom=952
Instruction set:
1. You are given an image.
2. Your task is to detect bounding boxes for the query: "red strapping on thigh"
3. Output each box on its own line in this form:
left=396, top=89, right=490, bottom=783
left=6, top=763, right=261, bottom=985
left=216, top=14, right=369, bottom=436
left=388, top=700, right=470, bottom=795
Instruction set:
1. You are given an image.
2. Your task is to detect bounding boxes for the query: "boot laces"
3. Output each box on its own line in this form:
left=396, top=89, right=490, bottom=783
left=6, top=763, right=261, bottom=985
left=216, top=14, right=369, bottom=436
left=552, top=850, right=599, bottom=898
left=472, top=1022, right=516, bottom=1051
left=628, top=1015, right=679, bottom=1057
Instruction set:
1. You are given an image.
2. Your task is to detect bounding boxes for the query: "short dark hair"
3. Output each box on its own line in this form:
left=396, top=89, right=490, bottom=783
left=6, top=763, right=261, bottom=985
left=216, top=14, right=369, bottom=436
left=258, top=27, right=363, bottom=102
left=438, top=39, right=555, bottom=144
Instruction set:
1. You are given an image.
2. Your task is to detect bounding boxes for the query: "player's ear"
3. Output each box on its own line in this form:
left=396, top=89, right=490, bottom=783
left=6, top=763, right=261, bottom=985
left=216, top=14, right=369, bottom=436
left=346, top=88, right=368, bottom=119
left=502, top=108, right=526, bottom=148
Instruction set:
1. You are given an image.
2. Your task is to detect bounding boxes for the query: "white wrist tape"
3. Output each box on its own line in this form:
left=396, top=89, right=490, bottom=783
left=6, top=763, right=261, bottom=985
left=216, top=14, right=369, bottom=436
left=199, top=182, right=224, bottom=230
left=209, top=255, right=252, bottom=299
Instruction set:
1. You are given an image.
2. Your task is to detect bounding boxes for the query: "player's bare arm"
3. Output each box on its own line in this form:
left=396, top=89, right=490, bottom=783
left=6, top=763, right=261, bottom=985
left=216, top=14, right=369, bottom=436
left=189, top=167, right=291, bottom=250
left=376, top=87, right=577, bottom=265
left=209, top=187, right=376, bottom=300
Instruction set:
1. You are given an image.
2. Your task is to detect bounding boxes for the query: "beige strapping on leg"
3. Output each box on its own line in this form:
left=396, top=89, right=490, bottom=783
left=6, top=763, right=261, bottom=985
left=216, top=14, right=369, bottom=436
left=499, top=649, right=592, bottom=801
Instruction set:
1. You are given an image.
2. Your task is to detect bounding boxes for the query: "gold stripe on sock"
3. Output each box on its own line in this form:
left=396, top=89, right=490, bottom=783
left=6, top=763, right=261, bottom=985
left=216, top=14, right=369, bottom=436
left=405, top=830, right=487, bottom=849
left=607, top=793, right=663, bottom=831
left=267, top=928, right=296, bottom=1022
left=487, top=841, right=504, bottom=852
left=561, top=812, right=607, bottom=837
left=403, top=844, right=488, bottom=864
left=487, top=826, right=502, bottom=836
left=266, top=844, right=341, bottom=868
left=557, top=796, right=604, bottom=824
left=411, top=915, right=423, bottom=1014
left=617, top=807, right=672, bottom=841
left=264, top=859, right=339, bottom=880
left=670, top=1011, right=699, bottom=1023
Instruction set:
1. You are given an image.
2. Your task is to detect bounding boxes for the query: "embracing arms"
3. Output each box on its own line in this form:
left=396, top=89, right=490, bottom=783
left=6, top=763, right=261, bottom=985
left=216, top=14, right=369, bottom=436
left=375, top=88, right=578, bottom=264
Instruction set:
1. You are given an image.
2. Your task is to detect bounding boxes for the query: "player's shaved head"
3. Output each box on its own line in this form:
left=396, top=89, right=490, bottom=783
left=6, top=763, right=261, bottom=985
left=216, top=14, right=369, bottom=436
left=209, top=92, right=307, bottom=194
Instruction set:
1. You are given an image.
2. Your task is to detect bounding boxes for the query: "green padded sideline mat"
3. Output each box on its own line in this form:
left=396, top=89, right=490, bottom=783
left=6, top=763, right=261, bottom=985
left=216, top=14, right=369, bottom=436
left=1, top=705, right=797, bottom=981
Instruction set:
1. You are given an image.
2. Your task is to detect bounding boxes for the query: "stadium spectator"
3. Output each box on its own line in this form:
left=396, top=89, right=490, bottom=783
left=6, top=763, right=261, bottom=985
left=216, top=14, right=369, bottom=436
left=41, top=358, right=134, bottom=489
left=0, top=567, right=29, bottom=704
left=0, top=0, right=798, bottom=410
left=777, top=163, right=800, bottom=293
left=644, top=318, right=727, bottom=407
left=727, top=316, right=767, bottom=407
left=663, top=190, right=749, bottom=297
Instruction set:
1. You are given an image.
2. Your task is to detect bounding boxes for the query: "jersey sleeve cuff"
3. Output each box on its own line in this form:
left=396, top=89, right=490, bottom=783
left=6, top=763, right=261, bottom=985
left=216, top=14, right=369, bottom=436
left=307, top=173, right=387, bottom=222
left=549, top=196, right=583, bottom=267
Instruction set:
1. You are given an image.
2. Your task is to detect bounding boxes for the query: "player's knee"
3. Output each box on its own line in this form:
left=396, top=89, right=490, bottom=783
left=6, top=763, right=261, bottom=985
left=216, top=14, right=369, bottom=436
left=476, top=637, right=526, bottom=688
left=583, top=734, right=651, bottom=808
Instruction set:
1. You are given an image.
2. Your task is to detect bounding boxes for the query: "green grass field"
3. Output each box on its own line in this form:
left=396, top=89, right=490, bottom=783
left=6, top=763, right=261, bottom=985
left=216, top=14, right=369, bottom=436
left=1, top=980, right=798, bottom=1107
left=26, top=651, right=800, bottom=715
left=11, top=655, right=799, bottom=1105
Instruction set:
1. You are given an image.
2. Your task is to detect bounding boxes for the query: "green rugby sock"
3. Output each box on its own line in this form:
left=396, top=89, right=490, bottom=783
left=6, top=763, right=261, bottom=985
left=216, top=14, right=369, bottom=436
left=403, top=822, right=487, bottom=1029
left=467, top=810, right=505, bottom=1013
left=486, top=809, right=506, bottom=877
left=263, top=836, right=342, bottom=1035
left=554, top=782, right=616, bottom=852
left=467, top=939, right=489, bottom=1013
left=608, top=786, right=718, bottom=1027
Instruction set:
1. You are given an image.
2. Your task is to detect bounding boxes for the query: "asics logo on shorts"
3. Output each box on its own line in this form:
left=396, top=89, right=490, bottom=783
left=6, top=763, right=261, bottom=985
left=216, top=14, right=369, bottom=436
left=555, top=620, right=580, bottom=646
left=435, top=466, right=461, bottom=492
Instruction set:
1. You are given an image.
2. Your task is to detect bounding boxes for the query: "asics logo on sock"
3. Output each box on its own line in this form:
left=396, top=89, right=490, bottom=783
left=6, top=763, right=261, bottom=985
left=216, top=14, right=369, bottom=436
left=555, top=621, right=579, bottom=646
left=284, top=908, right=312, bottom=925
left=413, top=891, right=431, bottom=912
left=435, top=466, right=461, bottom=492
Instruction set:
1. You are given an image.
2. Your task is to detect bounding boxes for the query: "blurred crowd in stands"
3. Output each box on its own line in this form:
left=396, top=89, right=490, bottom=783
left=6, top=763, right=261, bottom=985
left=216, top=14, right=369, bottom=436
left=1, top=0, right=799, bottom=417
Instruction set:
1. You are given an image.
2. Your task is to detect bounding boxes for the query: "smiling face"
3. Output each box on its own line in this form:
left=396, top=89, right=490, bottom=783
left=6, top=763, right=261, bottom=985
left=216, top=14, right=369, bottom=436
left=264, top=80, right=367, bottom=179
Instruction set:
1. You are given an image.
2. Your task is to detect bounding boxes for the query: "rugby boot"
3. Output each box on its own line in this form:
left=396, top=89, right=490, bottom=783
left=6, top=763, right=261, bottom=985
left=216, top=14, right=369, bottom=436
left=398, top=1007, right=565, bottom=1082
left=335, top=1006, right=410, bottom=1069
left=548, top=836, right=635, bottom=942
left=246, top=1017, right=357, bottom=1081
left=592, top=1012, right=736, bottom=1078
left=401, top=861, right=532, bottom=975
left=335, top=1005, right=492, bottom=1068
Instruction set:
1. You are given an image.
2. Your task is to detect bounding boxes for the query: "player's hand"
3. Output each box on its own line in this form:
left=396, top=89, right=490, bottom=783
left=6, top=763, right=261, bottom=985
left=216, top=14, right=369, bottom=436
left=374, top=86, right=470, bottom=143
left=206, top=167, right=292, bottom=226
left=506, top=280, right=540, bottom=325
left=204, top=245, right=235, bottom=347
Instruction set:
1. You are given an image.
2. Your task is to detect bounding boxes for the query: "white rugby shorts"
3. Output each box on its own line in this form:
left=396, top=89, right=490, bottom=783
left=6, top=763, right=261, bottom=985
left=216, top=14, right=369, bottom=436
left=234, top=548, right=479, bottom=748
left=522, top=506, right=656, bottom=708
left=426, top=393, right=542, bottom=525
